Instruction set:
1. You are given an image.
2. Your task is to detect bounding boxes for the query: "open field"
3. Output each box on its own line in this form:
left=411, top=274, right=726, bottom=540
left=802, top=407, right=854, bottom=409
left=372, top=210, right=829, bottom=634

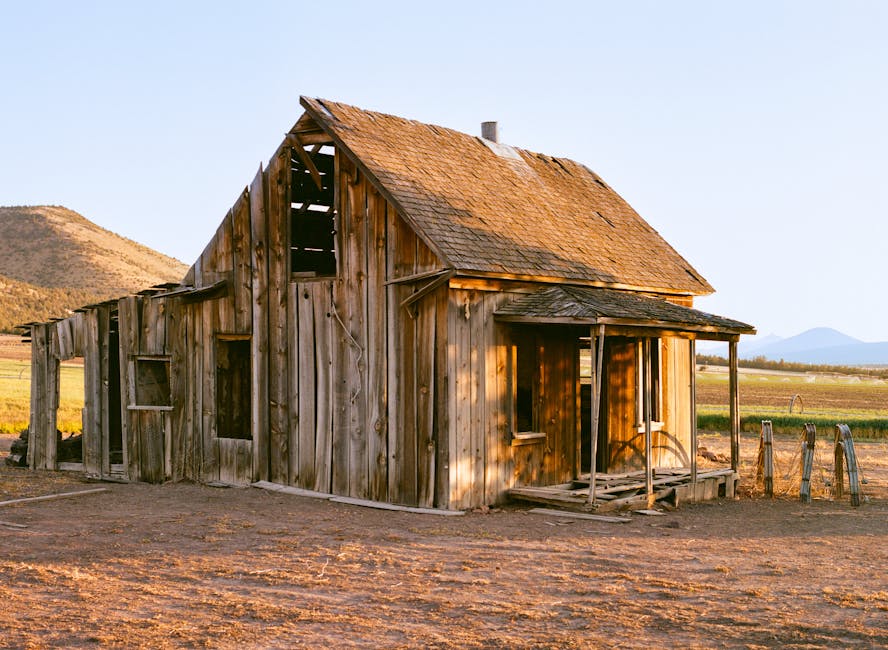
left=0, top=433, right=886, bottom=648
left=697, top=369, right=888, bottom=439
left=0, top=358, right=84, bottom=435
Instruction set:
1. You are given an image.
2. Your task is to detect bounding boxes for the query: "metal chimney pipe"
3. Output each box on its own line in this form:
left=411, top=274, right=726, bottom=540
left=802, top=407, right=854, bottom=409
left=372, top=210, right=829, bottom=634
left=481, top=121, right=499, bottom=143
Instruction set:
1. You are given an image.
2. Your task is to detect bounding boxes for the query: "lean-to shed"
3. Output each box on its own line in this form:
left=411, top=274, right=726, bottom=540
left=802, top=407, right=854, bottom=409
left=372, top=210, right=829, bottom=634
left=26, top=97, right=754, bottom=510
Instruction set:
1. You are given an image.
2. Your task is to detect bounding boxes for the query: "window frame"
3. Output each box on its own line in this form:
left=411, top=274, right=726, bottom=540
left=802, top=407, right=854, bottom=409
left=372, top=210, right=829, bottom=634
left=508, top=330, right=547, bottom=446
left=635, top=338, right=664, bottom=433
left=129, top=355, right=173, bottom=411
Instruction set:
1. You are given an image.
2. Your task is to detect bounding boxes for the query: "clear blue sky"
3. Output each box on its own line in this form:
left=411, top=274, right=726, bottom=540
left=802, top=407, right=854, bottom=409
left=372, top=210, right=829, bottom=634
left=2, top=1, right=886, bottom=341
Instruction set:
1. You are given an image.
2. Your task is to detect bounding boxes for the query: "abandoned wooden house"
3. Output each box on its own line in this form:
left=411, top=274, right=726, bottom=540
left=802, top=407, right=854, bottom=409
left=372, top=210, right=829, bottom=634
left=25, top=97, right=754, bottom=511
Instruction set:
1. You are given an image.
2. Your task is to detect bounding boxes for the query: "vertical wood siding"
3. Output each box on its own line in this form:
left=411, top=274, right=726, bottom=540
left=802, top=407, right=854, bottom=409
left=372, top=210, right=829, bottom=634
left=27, top=135, right=698, bottom=510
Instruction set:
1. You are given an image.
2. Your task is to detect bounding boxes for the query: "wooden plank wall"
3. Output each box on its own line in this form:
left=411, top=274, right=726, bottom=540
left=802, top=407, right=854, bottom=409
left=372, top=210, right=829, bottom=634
left=445, top=289, right=526, bottom=509
left=384, top=193, right=445, bottom=507
left=118, top=296, right=175, bottom=483
left=27, top=323, right=57, bottom=470
left=602, top=337, right=641, bottom=471
left=660, top=337, right=692, bottom=467
left=266, top=151, right=290, bottom=486
left=178, top=189, right=252, bottom=486
left=250, top=165, right=270, bottom=484
left=82, top=307, right=106, bottom=476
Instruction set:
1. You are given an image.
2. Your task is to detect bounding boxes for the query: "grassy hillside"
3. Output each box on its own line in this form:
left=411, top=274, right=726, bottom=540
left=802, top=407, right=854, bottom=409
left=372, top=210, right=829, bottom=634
left=0, top=274, right=124, bottom=332
left=0, top=205, right=188, bottom=332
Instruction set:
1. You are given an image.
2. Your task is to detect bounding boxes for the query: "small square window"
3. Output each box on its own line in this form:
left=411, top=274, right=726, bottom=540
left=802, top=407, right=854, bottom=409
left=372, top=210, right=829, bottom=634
left=134, top=357, right=171, bottom=408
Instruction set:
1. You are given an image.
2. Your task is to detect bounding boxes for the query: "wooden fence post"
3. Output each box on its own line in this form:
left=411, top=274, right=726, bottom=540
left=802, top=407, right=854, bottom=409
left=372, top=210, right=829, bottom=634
left=799, top=423, right=815, bottom=503
left=756, top=420, right=774, bottom=497
left=834, top=424, right=861, bottom=507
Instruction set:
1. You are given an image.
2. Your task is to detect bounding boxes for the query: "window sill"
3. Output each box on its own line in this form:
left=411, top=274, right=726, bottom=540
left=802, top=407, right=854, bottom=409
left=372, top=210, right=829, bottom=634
left=511, top=431, right=547, bottom=447
left=291, top=272, right=337, bottom=281
left=636, top=421, right=665, bottom=434
left=127, top=405, right=174, bottom=412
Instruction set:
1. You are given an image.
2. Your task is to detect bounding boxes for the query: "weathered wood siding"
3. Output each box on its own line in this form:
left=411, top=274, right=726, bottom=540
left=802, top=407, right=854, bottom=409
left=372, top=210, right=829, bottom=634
left=600, top=335, right=692, bottom=472
left=602, top=337, right=639, bottom=471
left=660, top=337, right=692, bottom=467
left=175, top=147, right=449, bottom=505
left=27, top=322, right=57, bottom=470
left=28, top=131, right=701, bottom=510
left=118, top=295, right=176, bottom=483
left=29, top=309, right=112, bottom=477
left=447, top=294, right=583, bottom=508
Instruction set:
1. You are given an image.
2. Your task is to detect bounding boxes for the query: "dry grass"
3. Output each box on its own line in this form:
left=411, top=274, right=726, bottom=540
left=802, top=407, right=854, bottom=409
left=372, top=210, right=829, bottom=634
left=0, top=358, right=84, bottom=434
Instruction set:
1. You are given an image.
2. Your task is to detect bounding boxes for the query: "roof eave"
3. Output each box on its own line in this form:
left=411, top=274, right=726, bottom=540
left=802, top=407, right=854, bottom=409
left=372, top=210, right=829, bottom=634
left=494, top=313, right=754, bottom=340
left=452, top=269, right=712, bottom=297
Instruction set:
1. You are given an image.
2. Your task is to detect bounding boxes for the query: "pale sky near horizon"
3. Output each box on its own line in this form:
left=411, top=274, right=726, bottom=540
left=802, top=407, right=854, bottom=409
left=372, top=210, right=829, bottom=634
left=2, top=1, right=886, bottom=341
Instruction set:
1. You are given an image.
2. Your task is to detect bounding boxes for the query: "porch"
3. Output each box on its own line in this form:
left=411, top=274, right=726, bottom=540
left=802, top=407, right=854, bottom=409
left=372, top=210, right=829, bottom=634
left=509, top=467, right=738, bottom=512
left=495, top=285, right=754, bottom=510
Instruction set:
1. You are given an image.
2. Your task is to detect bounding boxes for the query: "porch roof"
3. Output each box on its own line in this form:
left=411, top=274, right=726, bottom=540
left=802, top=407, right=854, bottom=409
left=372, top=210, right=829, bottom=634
left=494, top=286, right=755, bottom=340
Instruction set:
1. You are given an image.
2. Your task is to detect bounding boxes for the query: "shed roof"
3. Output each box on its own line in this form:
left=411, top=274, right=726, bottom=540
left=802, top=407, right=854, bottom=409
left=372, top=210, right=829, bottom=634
left=495, top=286, right=754, bottom=338
left=300, top=97, right=714, bottom=296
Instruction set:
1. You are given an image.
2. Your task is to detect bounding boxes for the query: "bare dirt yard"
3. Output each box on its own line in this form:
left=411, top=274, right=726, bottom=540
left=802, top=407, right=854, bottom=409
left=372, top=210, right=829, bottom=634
left=1, top=433, right=886, bottom=649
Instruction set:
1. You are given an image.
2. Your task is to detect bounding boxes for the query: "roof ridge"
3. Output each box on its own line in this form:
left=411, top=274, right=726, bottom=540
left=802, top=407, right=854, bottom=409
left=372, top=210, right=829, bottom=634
left=300, top=96, right=715, bottom=296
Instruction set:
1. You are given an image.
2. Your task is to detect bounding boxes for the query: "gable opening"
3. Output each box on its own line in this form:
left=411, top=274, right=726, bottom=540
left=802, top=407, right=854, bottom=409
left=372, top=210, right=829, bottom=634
left=290, top=144, right=336, bottom=277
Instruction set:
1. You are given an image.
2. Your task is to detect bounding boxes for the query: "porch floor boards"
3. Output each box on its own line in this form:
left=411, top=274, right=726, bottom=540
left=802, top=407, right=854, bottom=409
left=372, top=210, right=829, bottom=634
left=509, top=467, right=737, bottom=512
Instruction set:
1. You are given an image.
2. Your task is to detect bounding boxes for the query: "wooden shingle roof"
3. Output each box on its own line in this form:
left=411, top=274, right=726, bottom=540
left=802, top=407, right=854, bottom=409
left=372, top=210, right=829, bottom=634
left=301, top=97, right=714, bottom=296
left=495, top=286, right=754, bottom=337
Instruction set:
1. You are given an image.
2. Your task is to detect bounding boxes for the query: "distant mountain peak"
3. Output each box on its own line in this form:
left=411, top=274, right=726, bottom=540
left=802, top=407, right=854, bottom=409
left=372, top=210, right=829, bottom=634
left=739, top=326, right=885, bottom=365
left=794, top=327, right=862, bottom=344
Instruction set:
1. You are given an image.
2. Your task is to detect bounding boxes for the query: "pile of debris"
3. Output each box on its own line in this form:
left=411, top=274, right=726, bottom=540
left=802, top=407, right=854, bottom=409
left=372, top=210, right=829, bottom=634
left=5, top=429, right=29, bottom=467
left=5, top=429, right=83, bottom=467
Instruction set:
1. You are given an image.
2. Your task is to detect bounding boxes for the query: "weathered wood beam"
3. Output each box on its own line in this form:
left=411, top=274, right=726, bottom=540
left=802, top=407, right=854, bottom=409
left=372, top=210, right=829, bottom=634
left=290, top=130, right=333, bottom=145
left=385, top=267, right=452, bottom=286
left=729, top=340, right=740, bottom=472
left=288, top=134, right=324, bottom=191
left=643, top=337, right=654, bottom=507
left=0, top=487, right=109, bottom=508
left=399, top=270, right=455, bottom=311
left=492, top=318, right=747, bottom=341
left=587, top=325, right=605, bottom=505
left=690, top=338, right=697, bottom=485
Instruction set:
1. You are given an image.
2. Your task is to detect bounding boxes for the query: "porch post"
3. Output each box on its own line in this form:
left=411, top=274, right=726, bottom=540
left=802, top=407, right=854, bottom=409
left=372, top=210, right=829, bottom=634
left=690, top=338, right=697, bottom=484
left=643, top=337, right=654, bottom=507
left=587, top=325, right=605, bottom=505
left=729, top=339, right=740, bottom=472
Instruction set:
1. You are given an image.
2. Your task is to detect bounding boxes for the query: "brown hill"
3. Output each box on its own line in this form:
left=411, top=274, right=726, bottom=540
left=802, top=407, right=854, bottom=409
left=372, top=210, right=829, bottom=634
left=0, top=206, right=187, bottom=332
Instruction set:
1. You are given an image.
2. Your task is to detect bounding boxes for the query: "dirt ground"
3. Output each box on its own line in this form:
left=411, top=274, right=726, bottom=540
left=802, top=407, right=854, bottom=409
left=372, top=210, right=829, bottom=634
left=1, top=433, right=886, bottom=649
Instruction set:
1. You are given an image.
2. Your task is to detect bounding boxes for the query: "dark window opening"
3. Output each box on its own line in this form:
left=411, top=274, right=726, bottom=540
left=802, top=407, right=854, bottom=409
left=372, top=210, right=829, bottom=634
left=216, top=338, right=251, bottom=440
left=509, top=330, right=546, bottom=442
left=291, top=145, right=336, bottom=276
left=515, top=340, right=535, bottom=433
left=134, top=358, right=171, bottom=407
